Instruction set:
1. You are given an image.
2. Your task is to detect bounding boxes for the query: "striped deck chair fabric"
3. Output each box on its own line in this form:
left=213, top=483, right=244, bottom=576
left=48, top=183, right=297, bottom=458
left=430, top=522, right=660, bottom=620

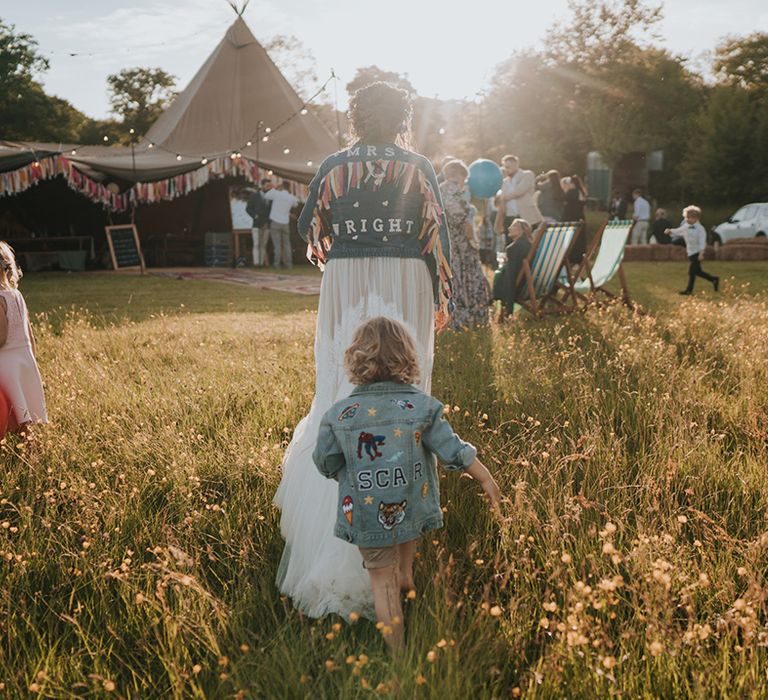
left=572, top=220, right=632, bottom=294
left=528, top=222, right=578, bottom=298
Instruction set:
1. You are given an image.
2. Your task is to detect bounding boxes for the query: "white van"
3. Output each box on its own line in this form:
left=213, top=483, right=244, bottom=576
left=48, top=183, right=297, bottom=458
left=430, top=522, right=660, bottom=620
left=712, top=203, right=768, bottom=244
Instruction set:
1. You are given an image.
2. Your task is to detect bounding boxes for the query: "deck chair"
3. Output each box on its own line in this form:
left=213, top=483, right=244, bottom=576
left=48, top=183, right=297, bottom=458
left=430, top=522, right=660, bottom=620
left=514, top=221, right=583, bottom=318
left=567, top=219, right=633, bottom=307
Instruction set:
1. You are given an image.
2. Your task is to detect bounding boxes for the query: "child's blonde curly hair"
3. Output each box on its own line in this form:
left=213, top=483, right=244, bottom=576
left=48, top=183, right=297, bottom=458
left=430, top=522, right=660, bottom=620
left=344, top=317, right=420, bottom=385
left=0, top=241, right=22, bottom=290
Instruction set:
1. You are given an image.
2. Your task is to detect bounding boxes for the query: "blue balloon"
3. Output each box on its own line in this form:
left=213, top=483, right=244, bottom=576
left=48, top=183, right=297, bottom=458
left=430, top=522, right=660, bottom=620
left=467, top=159, right=503, bottom=199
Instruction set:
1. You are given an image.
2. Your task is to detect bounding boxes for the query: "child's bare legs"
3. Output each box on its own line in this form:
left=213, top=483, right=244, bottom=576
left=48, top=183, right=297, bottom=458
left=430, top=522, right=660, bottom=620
left=396, top=539, right=417, bottom=592
left=367, top=564, right=404, bottom=651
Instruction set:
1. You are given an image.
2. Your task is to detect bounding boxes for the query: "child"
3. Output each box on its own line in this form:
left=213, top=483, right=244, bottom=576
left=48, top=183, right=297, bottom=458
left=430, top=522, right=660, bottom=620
left=313, top=317, right=501, bottom=650
left=0, top=242, right=48, bottom=432
left=665, top=206, right=719, bottom=295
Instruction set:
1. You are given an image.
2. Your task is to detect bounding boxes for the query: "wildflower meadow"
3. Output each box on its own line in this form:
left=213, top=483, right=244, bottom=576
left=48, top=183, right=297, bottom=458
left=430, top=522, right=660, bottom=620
left=1, top=264, right=767, bottom=698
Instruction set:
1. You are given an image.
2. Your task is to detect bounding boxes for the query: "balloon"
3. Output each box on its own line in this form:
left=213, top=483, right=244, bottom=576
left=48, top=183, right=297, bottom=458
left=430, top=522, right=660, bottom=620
left=0, top=392, right=12, bottom=438
left=468, top=159, right=503, bottom=199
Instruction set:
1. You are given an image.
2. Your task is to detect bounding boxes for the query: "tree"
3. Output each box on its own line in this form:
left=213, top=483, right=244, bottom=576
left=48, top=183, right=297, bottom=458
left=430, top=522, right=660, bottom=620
left=714, top=32, right=768, bottom=93
left=263, top=35, right=321, bottom=100
left=0, top=19, right=89, bottom=142
left=107, top=67, right=177, bottom=139
left=546, top=0, right=663, bottom=66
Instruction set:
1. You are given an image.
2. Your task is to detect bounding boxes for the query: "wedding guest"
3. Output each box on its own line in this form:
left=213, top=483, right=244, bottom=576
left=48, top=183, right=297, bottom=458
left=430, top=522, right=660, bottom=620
left=246, top=178, right=273, bottom=266
left=499, top=155, right=542, bottom=232
left=630, top=188, right=651, bottom=245
left=608, top=190, right=628, bottom=221
left=665, top=205, right=719, bottom=295
left=492, top=218, right=533, bottom=322
left=440, top=160, right=490, bottom=329
left=535, top=170, right=565, bottom=223
left=562, top=175, right=587, bottom=263
left=0, top=241, right=48, bottom=435
left=650, top=208, right=673, bottom=244
left=264, top=181, right=299, bottom=269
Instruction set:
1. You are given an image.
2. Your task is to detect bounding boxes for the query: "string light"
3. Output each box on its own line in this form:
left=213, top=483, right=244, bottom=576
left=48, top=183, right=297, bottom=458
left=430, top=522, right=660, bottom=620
left=264, top=127, right=272, bottom=134
left=262, top=136, right=269, bottom=142
left=129, top=127, right=135, bottom=135
left=103, top=135, right=109, bottom=142
left=71, top=149, right=77, bottom=155
left=300, top=108, right=308, bottom=115
left=245, top=140, right=252, bottom=146
left=176, top=154, right=182, bottom=161
left=201, top=157, right=208, bottom=164
left=32, top=161, right=40, bottom=167
left=306, top=160, right=313, bottom=166
left=438, top=127, right=446, bottom=135
left=148, top=142, right=154, bottom=149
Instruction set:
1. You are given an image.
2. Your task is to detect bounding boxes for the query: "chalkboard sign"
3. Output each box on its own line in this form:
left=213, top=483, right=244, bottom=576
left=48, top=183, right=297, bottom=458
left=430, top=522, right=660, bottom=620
left=105, top=224, right=145, bottom=273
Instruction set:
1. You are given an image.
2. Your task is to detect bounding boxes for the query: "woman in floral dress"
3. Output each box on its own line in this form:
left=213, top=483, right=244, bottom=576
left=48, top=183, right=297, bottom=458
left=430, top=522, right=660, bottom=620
left=439, top=160, right=490, bottom=330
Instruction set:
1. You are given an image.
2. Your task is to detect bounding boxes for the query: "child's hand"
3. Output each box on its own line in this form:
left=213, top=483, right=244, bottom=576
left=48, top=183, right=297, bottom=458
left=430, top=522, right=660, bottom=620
left=480, top=477, right=502, bottom=510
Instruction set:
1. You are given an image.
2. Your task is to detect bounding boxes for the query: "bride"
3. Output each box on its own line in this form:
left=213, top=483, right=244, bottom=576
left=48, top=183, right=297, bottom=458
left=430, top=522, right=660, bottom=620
left=274, top=82, right=452, bottom=618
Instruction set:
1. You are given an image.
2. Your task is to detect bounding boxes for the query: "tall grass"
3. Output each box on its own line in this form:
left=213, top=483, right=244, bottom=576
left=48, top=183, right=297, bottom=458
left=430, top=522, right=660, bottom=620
left=1, top=288, right=767, bottom=697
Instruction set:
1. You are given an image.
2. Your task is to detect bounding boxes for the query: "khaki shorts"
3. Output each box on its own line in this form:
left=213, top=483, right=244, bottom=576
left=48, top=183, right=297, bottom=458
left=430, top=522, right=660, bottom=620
left=359, top=545, right=397, bottom=570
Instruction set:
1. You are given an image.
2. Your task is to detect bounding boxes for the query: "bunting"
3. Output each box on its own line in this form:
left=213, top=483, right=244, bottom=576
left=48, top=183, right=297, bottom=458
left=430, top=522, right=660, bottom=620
left=0, top=154, right=307, bottom=212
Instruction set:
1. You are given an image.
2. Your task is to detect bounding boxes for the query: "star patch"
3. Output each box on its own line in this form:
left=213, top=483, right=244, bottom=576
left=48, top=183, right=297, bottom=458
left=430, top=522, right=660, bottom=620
left=393, top=427, right=403, bottom=438
left=367, top=407, right=377, bottom=416
left=364, top=496, right=374, bottom=505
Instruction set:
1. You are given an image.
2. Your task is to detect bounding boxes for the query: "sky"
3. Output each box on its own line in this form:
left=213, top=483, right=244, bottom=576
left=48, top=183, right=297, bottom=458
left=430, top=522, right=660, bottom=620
left=2, top=0, right=767, bottom=119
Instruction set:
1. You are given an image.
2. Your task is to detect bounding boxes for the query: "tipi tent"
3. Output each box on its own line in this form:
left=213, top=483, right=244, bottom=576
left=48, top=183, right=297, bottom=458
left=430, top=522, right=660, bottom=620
left=0, top=16, right=338, bottom=211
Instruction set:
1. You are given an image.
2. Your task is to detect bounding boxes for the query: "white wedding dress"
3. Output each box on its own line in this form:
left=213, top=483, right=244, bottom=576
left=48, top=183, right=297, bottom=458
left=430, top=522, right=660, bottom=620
left=274, top=256, right=434, bottom=618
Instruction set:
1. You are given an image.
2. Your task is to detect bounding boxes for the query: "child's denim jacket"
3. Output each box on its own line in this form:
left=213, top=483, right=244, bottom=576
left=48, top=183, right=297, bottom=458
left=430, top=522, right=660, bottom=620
left=313, top=381, right=477, bottom=547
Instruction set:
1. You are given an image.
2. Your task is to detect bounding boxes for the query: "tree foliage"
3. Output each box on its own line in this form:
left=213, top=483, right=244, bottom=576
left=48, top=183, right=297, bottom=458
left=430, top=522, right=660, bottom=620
left=0, top=19, right=88, bottom=142
left=714, top=32, right=768, bottom=93
left=263, top=34, right=320, bottom=100
left=107, top=67, right=177, bottom=139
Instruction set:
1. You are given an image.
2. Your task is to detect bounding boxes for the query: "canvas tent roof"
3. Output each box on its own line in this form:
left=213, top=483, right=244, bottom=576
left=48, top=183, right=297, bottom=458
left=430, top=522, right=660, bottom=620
left=1, top=16, right=338, bottom=208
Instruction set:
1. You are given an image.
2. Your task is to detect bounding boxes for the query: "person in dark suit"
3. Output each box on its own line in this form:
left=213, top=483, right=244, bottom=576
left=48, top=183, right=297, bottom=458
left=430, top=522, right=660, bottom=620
left=493, top=218, right=533, bottom=321
left=562, top=175, right=587, bottom=264
left=650, top=208, right=673, bottom=244
left=608, top=190, right=628, bottom=220
left=246, top=178, right=273, bottom=266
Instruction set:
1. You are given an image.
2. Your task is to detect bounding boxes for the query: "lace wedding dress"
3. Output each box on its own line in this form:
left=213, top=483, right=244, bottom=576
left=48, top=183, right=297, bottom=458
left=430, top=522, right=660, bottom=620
left=274, top=257, right=434, bottom=618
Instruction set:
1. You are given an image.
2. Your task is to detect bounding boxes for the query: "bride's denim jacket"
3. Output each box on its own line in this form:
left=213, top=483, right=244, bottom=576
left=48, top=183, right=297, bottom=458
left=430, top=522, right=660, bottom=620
left=313, top=381, right=476, bottom=547
left=297, top=142, right=452, bottom=309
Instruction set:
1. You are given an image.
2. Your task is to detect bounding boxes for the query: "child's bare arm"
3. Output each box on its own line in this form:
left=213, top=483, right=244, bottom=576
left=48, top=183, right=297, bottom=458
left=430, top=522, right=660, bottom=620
left=465, top=458, right=501, bottom=509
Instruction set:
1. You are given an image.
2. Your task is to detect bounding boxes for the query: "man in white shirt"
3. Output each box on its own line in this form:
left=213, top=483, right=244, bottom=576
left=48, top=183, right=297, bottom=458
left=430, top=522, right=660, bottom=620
left=264, top=182, right=299, bottom=269
left=630, top=189, right=651, bottom=244
left=499, top=155, right=542, bottom=236
left=665, top=205, right=719, bottom=295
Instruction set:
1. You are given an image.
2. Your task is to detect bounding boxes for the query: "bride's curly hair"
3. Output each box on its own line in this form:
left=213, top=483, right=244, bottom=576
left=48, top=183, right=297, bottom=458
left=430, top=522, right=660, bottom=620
left=345, top=317, right=420, bottom=386
left=347, top=82, right=413, bottom=147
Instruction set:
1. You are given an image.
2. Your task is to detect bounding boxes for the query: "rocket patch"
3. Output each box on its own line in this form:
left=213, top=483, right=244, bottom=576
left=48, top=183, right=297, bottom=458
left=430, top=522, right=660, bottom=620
left=338, top=403, right=360, bottom=422
left=422, top=481, right=429, bottom=498
left=414, top=431, right=421, bottom=446
left=342, top=495, right=354, bottom=525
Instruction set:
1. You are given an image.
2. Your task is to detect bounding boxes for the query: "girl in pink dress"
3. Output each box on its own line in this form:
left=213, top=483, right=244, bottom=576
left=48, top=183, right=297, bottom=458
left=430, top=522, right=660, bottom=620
left=0, top=242, right=48, bottom=432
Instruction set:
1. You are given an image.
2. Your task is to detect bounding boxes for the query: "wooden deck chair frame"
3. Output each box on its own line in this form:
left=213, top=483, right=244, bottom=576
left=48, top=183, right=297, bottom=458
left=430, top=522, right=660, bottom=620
left=577, top=219, right=633, bottom=308
left=514, top=221, right=584, bottom=318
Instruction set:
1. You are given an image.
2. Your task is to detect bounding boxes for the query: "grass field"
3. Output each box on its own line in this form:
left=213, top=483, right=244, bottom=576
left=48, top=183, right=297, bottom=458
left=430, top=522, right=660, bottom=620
left=2, top=263, right=768, bottom=698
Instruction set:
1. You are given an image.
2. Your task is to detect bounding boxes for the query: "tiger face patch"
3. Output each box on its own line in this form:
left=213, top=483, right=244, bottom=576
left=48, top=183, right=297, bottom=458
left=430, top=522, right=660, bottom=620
left=378, top=500, right=407, bottom=530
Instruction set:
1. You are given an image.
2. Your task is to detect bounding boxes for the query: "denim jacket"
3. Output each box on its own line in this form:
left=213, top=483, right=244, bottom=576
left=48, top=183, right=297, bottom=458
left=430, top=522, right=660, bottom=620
left=297, top=142, right=452, bottom=311
left=313, top=382, right=477, bottom=546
